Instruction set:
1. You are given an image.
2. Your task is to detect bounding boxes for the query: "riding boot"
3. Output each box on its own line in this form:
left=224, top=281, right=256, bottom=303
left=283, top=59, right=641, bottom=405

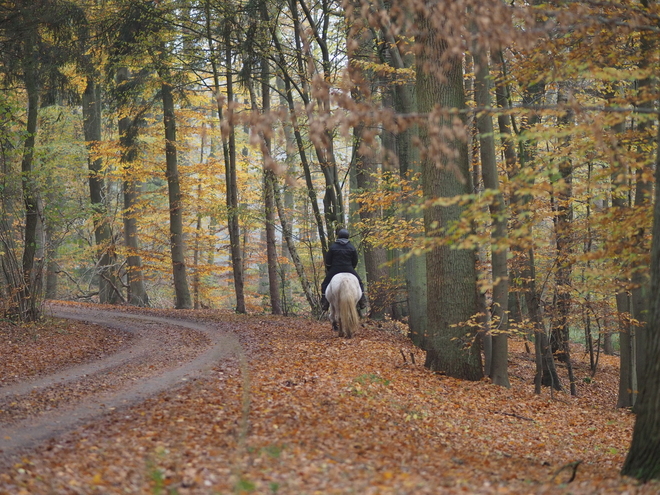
left=357, top=293, right=368, bottom=310
left=321, top=295, right=329, bottom=311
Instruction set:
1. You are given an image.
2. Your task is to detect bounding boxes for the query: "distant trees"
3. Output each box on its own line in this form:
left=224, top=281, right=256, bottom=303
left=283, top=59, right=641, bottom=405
left=2, top=0, right=660, bottom=420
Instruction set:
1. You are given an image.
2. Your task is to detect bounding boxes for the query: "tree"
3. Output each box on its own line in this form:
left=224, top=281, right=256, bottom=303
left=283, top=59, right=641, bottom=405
left=160, top=69, right=193, bottom=310
left=0, top=0, right=86, bottom=320
left=261, top=57, right=282, bottom=315
left=416, top=2, right=482, bottom=380
left=82, top=71, right=121, bottom=304
left=117, top=66, right=150, bottom=307
left=621, top=123, right=660, bottom=481
left=471, top=17, right=510, bottom=388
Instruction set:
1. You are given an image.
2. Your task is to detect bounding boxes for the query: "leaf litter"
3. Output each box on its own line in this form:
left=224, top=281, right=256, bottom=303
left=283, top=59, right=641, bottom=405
left=0, top=304, right=658, bottom=494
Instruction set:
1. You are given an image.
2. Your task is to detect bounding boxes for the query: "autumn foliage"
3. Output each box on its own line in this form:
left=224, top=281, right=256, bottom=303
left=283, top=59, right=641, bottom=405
left=1, top=307, right=658, bottom=494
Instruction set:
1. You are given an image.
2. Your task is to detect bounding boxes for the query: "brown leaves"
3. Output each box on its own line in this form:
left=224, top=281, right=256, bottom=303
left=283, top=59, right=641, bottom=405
left=0, top=319, right=128, bottom=386
left=2, top=309, right=660, bottom=494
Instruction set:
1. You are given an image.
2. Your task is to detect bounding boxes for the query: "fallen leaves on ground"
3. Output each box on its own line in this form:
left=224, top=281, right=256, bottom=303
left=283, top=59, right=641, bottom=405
left=0, top=317, right=129, bottom=386
left=1, top=307, right=658, bottom=494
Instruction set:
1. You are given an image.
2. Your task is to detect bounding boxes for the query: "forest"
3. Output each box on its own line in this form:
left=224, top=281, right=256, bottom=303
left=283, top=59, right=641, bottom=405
left=2, top=0, right=660, bottom=484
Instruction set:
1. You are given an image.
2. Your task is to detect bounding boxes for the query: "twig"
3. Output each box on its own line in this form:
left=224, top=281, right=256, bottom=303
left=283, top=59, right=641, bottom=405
left=497, top=411, right=534, bottom=422
left=550, top=460, right=582, bottom=484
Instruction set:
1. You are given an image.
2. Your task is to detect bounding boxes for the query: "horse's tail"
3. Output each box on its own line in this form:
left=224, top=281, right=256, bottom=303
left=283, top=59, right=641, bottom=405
left=339, top=279, right=360, bottom=338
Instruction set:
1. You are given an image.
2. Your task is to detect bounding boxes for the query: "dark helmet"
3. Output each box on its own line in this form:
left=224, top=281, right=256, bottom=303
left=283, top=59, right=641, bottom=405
left=337, top=228, right=349, bottom=239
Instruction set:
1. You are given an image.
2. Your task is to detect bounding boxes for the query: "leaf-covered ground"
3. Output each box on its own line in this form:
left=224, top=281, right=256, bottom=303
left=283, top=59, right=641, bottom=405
left=1, top=307, right=658, bottom=494
left=0, top=317, right=130, bottom=387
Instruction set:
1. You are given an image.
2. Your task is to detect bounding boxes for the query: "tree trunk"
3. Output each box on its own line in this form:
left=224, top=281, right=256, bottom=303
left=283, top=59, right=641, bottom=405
left=551, top=83, right=577, bottom=395
left=630, top=14, right=655, bottom=399
left=355, top=139, right=388, bottom=318
left=161, top=77, right=192, bottom=309
left=82, top=76, right=120, bottom=304
left=525, top=247, right=563, bottom=393
left=44, top=221, right=57, bottom=300
left=117, top=67, right=149, bottom=307
left=262, top=58, right=282, bottom=315
left=277, top=76, right=296, bottom=314
left=473, top=32, right=510, bottom=388
left=606, top=113, right=637, bottom=407
left=416, top=8, right=482, bottom=380
left=621, top=123, right=660, bottom=481
left=274, top=181, right=317, bottom=311
left=631, top=166, right=652, bottom=399
left=222, top=24, right=245, bottom=313
left=293, top=0, right=344, bottom=236
left=19, top=24, right=42, bottom=321
left=378, top=10, right=427, bottom=341
left=204, top=6, right=245, bottom=313
left=347, top=8, right=387, bottom=319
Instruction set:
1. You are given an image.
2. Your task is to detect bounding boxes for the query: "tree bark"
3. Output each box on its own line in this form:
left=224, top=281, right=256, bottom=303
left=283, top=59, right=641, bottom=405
left=82, top=76, right=120, bottom=304
left=19, top=23, right=42, bottom=321
left=274, top=181, right=317, bottom=310
left=472, top=32, right=510, bottom=388
left=377, top=4, right=427, bottom=340
left=551, top=83, right=577, bottom=395
left=215, top=20, right=245, bottom=313
left=621, top=123, right=660, bottom=481
left=609, top=114, right=636, bottom=408
left=416, top=7, right=482, bottom=380
left=262, top=58, right=282, bottom=315
left=117, top=67, right=149, bottom=307
left=161, top=76, right=192, bottom=309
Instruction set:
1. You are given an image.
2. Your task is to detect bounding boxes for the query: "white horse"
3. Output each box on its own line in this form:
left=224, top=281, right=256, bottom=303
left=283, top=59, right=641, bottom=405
left=325, top=273, right=362, bottom=338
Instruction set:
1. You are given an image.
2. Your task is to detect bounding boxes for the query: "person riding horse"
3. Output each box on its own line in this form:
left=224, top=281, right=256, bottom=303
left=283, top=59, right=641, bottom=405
left=320, top=228, right=368, bottom=312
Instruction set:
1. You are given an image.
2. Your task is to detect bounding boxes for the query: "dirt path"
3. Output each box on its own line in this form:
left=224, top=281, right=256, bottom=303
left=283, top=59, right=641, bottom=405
left=0, top=304, right=242, bottom=463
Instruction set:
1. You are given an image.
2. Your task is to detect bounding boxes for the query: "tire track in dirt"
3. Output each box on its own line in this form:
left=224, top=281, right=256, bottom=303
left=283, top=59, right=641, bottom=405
left=0, top=304, right=242, bottom=462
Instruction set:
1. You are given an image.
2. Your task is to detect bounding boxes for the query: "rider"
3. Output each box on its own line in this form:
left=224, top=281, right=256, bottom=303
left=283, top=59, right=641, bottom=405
left=320, top=227, right=368, bottom=312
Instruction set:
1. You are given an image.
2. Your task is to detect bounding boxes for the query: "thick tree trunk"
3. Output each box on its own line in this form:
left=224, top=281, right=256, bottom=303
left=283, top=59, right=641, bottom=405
left=621, top=124, right=660, bottom=481
left=161, top=78, right=192, bottom=309
left=631, top=169, right=651, bottom=398
left=416, top=9, right=482, bottom=380
left=630, top=17, right=655, bottom=398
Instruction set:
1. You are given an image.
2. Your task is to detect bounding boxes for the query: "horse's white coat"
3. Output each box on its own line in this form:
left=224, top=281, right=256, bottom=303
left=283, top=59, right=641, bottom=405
left=326, top=273, right=362, bottom=338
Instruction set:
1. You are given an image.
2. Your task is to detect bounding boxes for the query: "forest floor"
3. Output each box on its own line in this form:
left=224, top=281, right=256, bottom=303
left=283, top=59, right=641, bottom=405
left=0, top=302, right=657, bottom=494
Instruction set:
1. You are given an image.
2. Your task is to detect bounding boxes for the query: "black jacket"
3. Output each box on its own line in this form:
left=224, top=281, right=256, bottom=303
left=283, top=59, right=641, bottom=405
left=325, top=238, right=358, bottom=272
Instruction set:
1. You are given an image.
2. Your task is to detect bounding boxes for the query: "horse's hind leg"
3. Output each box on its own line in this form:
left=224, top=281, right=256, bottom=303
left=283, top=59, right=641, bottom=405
left=336, top=319, right=345, bottom=337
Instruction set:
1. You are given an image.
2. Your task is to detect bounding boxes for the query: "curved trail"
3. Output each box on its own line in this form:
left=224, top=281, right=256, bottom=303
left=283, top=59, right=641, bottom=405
left=0, top=304, right=242, bottom=462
